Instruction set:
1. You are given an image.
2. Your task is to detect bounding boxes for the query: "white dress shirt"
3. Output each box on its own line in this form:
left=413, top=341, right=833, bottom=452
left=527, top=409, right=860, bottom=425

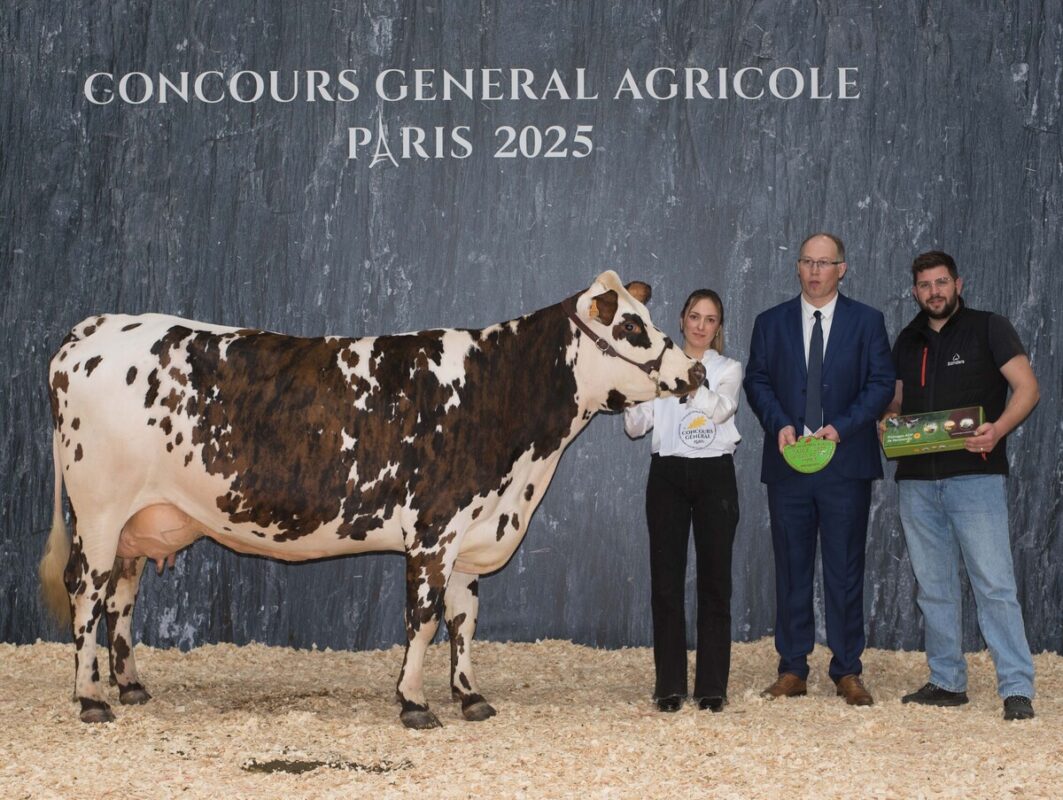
left=800, top=292, right=837, bottom=435
left=800, top=292, right=837, bottom=364
left=623, top=349, right=742, bottom=457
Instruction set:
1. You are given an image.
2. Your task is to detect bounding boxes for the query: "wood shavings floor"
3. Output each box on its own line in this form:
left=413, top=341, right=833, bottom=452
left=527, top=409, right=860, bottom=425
left=2, top=638, right=1060, bottom=799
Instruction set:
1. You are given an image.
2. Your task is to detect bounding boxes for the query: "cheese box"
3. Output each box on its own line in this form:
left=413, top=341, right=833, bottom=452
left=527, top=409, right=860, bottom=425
left=881, top=406, right=984, bottom=458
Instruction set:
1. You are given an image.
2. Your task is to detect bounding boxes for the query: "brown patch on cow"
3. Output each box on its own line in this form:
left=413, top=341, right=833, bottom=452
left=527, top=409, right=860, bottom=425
left=590, top=290, right=618, bottom=324
left=83, top=325, right=96, bottom=337
left=446, top=612, right=467, bottom=675
left=85, top=355, right=103, bottom=376
left=175, top=432, right=183, bottom=446
left=151, top=326, right=194, bottom=368
left=252, top=530, right=266, bottom=538
left=159, top=417, right=173, bottom=435
left=147, top=417, right=156, bottom=426
left=606, top=389, right=628, bottom=412
left=511, top=514, right=519, bottom=530
left=613, top=313, right=652, bottom=349
left=168, top=367, right=188, bottom=386
left=184, top=453, right=193, bottom=466
left=144, top=369, right=161, bottom=408
left=74, top=444, right=83, bottom=462
left=64, top=535, right=88, bottom=596
left=72, top=362, right=80, bottom=373
left=71, top=417, right=80, bottom=430
left=126, top=366, right=137, bottom=385
left=495, top=514, right=509, bottom=541
left=524, top=484, right=534, bottom=501
left=161, top=388, right=183, bottom=413
left=471, top=506, right=482, bottom=520
left=91, top=569, right=110, bottom=591
left=121, top=322, right=142, bottom=332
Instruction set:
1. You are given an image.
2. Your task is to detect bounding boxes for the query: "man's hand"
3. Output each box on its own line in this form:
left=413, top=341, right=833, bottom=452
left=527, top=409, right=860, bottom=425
left=777, top=425, right=797, bottom=454
left=878, top=413, right=899, bottom=443
left=965, top=422, right=1002, bottom=454
left=814, top=424, right=841, bottom=443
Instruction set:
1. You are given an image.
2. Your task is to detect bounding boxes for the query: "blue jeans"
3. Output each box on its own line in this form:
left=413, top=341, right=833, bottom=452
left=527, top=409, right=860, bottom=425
left=899, top=474, right=1034, bottom=699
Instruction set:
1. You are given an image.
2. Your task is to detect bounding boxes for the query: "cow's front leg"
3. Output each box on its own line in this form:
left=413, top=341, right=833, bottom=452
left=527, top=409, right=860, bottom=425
left=445, top=570, right=496, bottom=722
left=105, top=556, right=151, bottom=705
left=396, top=533, right=458, bottom=730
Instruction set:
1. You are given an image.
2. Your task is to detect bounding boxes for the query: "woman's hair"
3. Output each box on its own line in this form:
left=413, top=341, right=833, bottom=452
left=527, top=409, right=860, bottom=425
left=680, top=289, right=725, bottom=354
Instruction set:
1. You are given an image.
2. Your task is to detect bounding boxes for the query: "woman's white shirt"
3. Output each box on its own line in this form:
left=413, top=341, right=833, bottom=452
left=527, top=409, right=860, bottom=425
left=623, top=349, right=742, bottom=457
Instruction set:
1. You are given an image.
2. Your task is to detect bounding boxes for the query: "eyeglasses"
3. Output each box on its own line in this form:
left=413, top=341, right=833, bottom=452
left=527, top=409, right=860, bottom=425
left=914, top=276, right=954, bottom=292
left=797, top=258, right=843, bottom=271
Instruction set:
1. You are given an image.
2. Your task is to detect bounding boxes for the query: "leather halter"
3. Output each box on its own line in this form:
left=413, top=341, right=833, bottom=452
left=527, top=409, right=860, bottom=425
left=560, top=295, right=669, bottom=380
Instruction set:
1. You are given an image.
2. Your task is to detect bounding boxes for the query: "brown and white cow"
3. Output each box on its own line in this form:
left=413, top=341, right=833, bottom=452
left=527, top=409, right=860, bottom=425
left=39, top=270, right=703, bottom=728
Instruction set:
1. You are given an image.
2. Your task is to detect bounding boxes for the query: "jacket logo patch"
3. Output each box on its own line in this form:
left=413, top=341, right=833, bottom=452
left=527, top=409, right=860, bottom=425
left=947, top=352, right=965, bottom=367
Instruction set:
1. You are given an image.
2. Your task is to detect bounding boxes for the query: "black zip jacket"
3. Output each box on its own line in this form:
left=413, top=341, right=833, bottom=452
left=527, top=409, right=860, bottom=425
left=891, top=299, right=1025, bottom=481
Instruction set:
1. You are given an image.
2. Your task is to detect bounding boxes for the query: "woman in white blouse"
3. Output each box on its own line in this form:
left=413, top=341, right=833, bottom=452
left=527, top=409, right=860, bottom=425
left=624, top=289, right=742, bottom=713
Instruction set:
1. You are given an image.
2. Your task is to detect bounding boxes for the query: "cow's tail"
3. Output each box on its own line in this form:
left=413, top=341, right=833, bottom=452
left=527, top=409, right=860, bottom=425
left=39, top=429, right=72, bottom=628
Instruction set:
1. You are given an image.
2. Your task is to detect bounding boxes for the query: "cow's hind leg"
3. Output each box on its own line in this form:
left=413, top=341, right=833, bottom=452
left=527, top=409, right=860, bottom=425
left=105, top=556, right=151, bottom=705
left=65, top=520, right=121, bottom=723
left=445, top=570, right=496, bottom=722
left=396, top=536, right=458, bottom=730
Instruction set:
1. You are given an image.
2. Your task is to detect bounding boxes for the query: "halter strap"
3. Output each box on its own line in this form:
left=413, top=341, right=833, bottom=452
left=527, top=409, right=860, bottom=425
left=560, top=295, right=668, bottom=377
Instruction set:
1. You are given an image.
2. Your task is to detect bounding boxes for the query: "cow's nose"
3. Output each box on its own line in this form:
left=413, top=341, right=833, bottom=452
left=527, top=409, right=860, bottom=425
left=689, top=362, right=706, bottom=387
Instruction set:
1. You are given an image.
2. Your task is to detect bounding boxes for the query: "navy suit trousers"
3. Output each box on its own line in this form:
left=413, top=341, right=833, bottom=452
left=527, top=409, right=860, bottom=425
left=767, top=470, right=871, bottom=681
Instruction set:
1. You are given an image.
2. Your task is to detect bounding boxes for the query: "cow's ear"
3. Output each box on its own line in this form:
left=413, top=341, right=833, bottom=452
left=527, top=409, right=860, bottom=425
left=626, top=281, right=652, bottom=304
left=588, top=290, right=618, bottom=325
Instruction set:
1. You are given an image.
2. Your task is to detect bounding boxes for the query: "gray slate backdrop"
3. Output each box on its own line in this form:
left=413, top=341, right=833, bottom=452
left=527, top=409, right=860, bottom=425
left=2, top=1, right=1061, bottom=657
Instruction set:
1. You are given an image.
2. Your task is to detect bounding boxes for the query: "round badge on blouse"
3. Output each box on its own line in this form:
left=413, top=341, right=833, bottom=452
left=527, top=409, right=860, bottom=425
left=678, top=411, right=717, bottom=449
left=783, top=436, right=835, bottom=473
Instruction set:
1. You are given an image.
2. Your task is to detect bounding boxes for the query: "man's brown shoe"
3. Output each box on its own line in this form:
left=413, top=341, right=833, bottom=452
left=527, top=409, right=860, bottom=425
left=835, top=674, right=874, bottom=706
left=761, top=673, right=807, bottom=699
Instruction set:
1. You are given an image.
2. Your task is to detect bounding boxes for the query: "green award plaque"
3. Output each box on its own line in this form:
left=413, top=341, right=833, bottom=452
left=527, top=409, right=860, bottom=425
left=783, top=436, right=835, bottom=474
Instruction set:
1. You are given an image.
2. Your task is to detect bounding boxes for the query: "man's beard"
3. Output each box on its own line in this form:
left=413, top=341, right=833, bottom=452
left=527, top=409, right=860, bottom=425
left=922, top=293, right=960, bottom=320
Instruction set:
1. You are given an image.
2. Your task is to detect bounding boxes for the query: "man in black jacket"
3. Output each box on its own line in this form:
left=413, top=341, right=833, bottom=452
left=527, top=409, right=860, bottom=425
left=883, top=250, right=1040, bottom=721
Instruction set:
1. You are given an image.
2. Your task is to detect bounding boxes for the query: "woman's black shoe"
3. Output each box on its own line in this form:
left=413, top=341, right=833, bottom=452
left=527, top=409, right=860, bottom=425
left=655, top=696, right=683, bottom=712
left=697, top=696, right=727, bottom=712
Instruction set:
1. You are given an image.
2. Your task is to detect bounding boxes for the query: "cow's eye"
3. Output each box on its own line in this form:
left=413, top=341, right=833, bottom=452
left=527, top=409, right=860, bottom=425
left=624, top=322, right=638, bottom=333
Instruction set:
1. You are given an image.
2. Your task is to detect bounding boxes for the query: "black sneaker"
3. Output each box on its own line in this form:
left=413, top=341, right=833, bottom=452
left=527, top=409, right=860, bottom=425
left=655, top=695, right=683, bottom=713
left=901, top=682, right=969, bottom=707
left=1003, top=695, right=1035, bottom=721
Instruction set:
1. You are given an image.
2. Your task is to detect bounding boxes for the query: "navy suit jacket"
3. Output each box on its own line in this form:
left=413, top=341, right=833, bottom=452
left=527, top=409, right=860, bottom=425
left=744, top=293, right=895, bottom=484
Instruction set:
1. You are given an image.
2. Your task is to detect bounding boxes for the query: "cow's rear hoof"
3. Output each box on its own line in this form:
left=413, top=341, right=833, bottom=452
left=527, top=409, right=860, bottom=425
left=462, top=700, right=497, bottom=722
left=119, top=684, right=152, bottom=705
left=400, top=709, right=443, bottom=730
left=79, top=699, right=115, bottom=724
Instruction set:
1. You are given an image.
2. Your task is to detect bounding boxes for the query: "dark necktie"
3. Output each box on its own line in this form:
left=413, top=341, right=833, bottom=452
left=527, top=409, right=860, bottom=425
left=805, top=310, right=823, bottom=433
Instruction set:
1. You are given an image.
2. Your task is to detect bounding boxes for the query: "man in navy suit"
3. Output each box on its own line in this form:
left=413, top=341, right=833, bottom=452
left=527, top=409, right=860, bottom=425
left=744, top=232, right=894, bottom=705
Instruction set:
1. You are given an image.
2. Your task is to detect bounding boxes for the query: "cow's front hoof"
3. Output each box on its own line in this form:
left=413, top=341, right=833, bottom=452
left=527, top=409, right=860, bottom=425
left=462, top=700, right=497, bottom=722
left=79, top=699, right=115, bottom=724
left=400, top=708, right=443, bottom=730
left=119, top=684, right=152, bottom=705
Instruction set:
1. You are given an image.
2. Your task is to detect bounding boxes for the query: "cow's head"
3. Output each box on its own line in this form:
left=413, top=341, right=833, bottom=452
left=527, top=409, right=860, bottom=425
left=564, top=271, right=705, bottom=411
